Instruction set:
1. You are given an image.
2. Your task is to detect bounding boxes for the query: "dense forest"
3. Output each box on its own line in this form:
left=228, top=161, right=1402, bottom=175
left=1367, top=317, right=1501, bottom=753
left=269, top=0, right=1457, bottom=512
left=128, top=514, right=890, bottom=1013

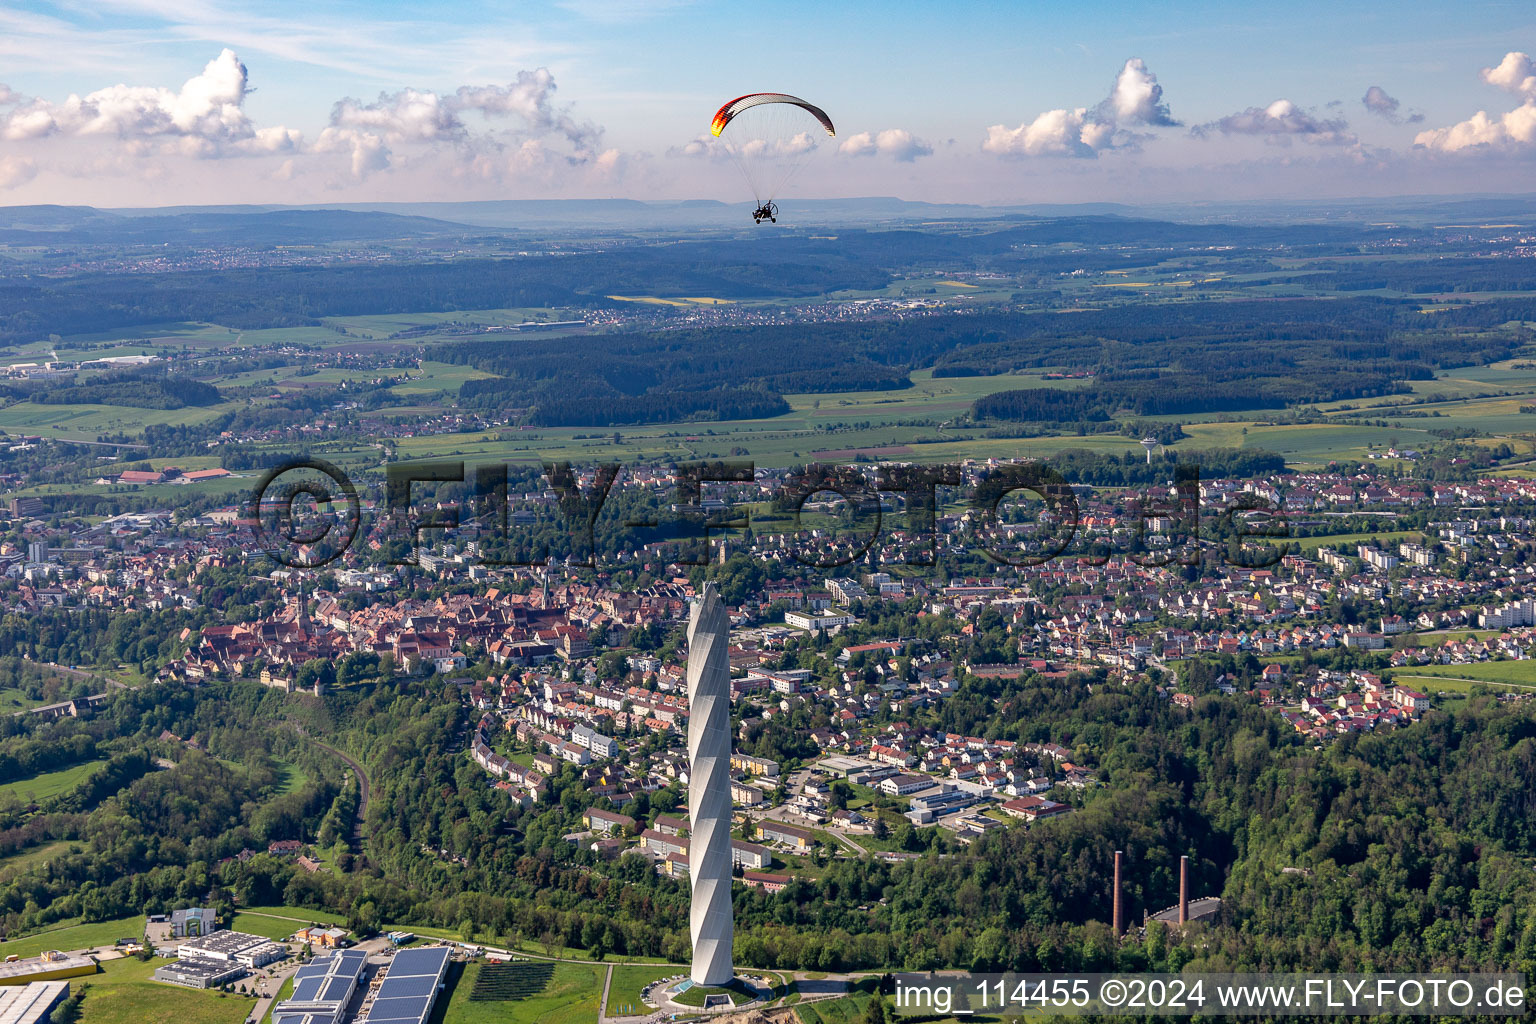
left=2, top=660, right=1533, bottom=981
left=0, top=242, right=889, bottom=346
left=430, top=296, right=1530, bottom=427
left=28, top=369, right=221, bottom=409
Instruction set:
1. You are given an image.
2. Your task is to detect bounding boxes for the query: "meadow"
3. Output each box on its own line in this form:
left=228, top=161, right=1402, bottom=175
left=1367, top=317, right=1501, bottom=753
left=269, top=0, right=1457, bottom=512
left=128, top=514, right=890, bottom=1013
left=73, top=954, right=256, bottom=1024
left=0, top=686, right=38, bottom=712
left=0, top=841, right=77, bottom=877
left=438, top=960, right=603, bottom=1024
left=1389, top=661, right=1536, bottom=689
left=0, top=914, right=144, bottom=957
left=0, top=759, right=109, bottom=803
left=605, top=964, right=680, bottom=1015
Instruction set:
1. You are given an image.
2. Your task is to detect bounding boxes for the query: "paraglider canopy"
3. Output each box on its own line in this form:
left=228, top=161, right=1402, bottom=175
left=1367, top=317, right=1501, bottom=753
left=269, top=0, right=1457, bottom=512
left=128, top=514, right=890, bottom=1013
left=709, top=93, right=834, bottom=221
left=711, top=93, right=836, bottom=139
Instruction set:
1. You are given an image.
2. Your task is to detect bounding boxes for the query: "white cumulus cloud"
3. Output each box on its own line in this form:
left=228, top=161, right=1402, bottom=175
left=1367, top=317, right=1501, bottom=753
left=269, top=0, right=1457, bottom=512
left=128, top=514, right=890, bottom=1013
left=1482, top=51, right=1536, bottom=97
left=984, top=108, right=1112, bottom=157
left=838, top=128, right=933, bottom=162
left=319, top=67, right=607, bottom=178
left=984, top=56, right=1176, bottom=158
left=1415, top=104, right=1536, bottom=152
left=0, top=53, right=619, bottom=188
left=1107, top=58, right=1178, bottom=126
left=1416, top=51, right=1536, bottom=153
left=0, top=49, right=295, bottom=153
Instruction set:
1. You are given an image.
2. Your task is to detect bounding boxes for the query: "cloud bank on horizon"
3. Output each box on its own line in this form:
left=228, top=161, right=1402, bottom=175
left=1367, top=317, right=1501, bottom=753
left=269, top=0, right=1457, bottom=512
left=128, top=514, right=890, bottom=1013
left=0, top=45, right=1533, bottom=203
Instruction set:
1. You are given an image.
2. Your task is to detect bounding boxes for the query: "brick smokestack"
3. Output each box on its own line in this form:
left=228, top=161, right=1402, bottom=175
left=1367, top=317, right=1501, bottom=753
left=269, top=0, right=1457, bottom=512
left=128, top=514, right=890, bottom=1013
left=1112, top=850, right=1124, bottom=935
left=1178, top=855, right=1189, bottom=926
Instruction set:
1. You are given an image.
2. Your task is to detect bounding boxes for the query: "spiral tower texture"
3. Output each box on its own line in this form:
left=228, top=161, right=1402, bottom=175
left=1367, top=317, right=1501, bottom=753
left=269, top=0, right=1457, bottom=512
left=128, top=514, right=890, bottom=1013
left=686, top=582, right=734, bottom=986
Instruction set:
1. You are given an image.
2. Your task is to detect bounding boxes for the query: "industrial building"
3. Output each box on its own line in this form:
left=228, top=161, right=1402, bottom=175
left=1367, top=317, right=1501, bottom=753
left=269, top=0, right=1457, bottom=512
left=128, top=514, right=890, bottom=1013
left=0, top=951, right=97, bottom=987
left=169, top=907, right=217, bottom=938
left=272, top=949, right=369, bottom=1024
left=0, top=981, right=71, bottom=1024
left=175, top=930, right=287, bottom=968
left=152, top=957, right=247, bottom=990
left=358, top=945, right=450, bottom=1024
left=153, top=929, right=286, bottom=989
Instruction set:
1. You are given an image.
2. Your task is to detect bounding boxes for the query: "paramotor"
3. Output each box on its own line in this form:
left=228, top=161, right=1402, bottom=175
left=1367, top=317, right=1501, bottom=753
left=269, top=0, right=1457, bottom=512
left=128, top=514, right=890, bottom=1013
left=710, top=93, right=834, bottom=223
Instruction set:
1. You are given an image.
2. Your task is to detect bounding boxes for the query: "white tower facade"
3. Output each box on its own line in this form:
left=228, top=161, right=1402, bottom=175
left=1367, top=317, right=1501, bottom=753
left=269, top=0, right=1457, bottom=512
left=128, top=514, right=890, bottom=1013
left=686, top=583, right=734, bottom=986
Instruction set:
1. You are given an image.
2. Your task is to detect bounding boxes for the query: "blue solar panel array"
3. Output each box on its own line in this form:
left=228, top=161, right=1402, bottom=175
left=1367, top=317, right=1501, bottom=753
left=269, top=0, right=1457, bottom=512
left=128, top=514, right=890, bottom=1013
left=363, top=946, right=450, bottom=1024
left=275, top=949, right=369, bottom=1024
left=373, top=974, right=438, bottom=999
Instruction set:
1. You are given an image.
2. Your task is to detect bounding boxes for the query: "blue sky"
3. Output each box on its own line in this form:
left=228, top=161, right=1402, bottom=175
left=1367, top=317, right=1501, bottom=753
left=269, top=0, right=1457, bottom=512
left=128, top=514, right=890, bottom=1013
left=0, top=0, right=1532, bottom=206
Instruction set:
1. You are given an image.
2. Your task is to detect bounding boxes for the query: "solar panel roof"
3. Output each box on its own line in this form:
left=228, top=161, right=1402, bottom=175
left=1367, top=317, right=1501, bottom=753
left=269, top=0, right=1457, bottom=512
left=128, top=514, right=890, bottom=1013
left=367, top=996, right=431, bottom=1018
left=319, top=976, right=356, bottom=1001
left=362, top=946, right=449, bottom=1024
left=373, top=974, right=437, bottom=999
left=290, top=974, right=325, bottom=1002
left=387, top=946, right=450, bottom=977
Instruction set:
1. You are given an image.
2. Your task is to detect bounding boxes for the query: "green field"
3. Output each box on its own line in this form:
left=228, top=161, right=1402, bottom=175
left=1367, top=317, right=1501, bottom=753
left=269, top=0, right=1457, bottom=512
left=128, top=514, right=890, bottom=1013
left=1291, top=530, right=1421, bottom=553
left=0, top=759, right=108, bottom=803
left=0, top=915, right=144, bottom=957
left=793, top=979, right=881, bottom=1024
left=1391, top=661, right=1536, bottom=690
left=440, top=961, right=602, bottom=1024
left=606, top=964, right=679, bottom=1014
left=1180, top=420, right=1438, bottom=468
left=0, top=840, right=77, bottom=876
left=271, top=759, right=307, bottom=795
left=0, top=687, right=38, bottom=712
left=229, top=913, right=305, bottom=941
left=74, top=954, right=256, bottom=1024
left=231, top=906, right=349, bottom=936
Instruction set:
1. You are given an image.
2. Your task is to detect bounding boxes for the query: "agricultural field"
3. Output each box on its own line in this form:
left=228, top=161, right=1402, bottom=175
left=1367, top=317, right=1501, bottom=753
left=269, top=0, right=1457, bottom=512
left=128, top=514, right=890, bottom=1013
left=1179, top=421, right=1438, bottom=468
left=1390, top=661, right=1536, bottom=689
left=318, top=308, right=584, bottom=340
left=0, top=399, right=236, bottom=439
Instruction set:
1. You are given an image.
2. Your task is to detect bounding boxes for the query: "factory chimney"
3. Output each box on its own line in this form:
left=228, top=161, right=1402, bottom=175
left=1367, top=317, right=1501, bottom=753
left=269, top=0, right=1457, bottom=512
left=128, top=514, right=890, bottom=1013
left=1179, top=855, right=1189, bottom=926
left=1112, top=850, right=1124, bottom=935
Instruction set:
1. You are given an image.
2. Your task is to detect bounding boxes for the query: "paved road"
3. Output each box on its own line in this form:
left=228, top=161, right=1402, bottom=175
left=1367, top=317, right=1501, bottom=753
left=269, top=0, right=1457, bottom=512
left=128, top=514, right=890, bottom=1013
left=598, top=963, right=614, bottom=1020
left=831, top=830, right=868, bottom=856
